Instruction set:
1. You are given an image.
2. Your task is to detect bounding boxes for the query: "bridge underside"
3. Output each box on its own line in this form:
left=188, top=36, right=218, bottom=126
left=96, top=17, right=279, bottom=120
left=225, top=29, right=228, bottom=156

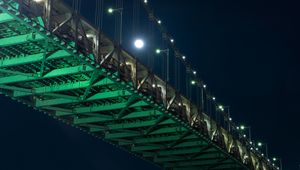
left=0, top=0, right=265, bottom=170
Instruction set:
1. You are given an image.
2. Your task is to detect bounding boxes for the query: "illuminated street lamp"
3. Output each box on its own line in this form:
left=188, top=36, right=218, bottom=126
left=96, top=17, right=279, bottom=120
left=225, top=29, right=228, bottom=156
left=218, top=105, right=224, bottom=111
left=237, top=125, right=252, bottom=141
left=107, top=7, right=123, bottom=44
left=156, top=48, right=170, bottom=82
left=272, top=157, right=283, bottom=170
left=257, top=142, right=269, bottom=158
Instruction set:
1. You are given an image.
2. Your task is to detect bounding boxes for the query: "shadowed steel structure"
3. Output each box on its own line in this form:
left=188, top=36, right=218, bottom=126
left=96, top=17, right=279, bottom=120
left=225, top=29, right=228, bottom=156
left=0, top=0, right=277, bottom=170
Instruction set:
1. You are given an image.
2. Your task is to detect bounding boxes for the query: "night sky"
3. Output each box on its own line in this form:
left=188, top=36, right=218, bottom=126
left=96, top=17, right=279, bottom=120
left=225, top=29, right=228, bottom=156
left=1, top=0, right=299, bottom=170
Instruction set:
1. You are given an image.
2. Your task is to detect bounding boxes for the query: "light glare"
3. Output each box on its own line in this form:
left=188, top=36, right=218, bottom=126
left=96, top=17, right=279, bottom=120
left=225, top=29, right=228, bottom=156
left=108, top=8, right=114, bottom=13
left=134, top=39, right=144, bottom=49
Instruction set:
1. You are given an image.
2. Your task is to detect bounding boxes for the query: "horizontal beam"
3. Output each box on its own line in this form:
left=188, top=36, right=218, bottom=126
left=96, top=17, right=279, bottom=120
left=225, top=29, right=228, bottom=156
left=0, top=50, right=71, bottom=68
left=0, top=13, right=14, bottom=24
left=74, top=100, right=149, bottom=114
left=106, top=126, right=188, bottom=140
left=13, top=77, right=113, bottom=98
left=107, top=118, right=174, bottom=131
left=0, top=33, right=44, bottom=47
left=57, top=109, right=159, bottom=120
left=0, top=65, right=94, bottom=86
left=74, top=109, right=158, bottom=125
left=36, top=90, right=132, bottom=107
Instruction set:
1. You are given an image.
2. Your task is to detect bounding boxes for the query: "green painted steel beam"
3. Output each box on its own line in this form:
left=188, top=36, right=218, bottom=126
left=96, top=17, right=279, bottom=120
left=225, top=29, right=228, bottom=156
left=164, top=158, right=233, bottom=168
left=57, top=109, right=158, bottom=120
left=74, top=114, right=112, bottom=125
left=106, top=126, right=188, bottom=140
left=0, top=2, right=258, bottom=169
left=73, top=110, right=167, bottom=127
left=107, top=118, right=174, bottom=131
left=0, top=50, right=71, bottom=68
left=0, top=65, right=94, bottom=85
left=122, top=109, right=161, bottom=119
left=132, top=140, right=207, bottom=152
left=143, top=146, right=216, bottom=157
left=13, top=77, right=113, bottom=98
left=74, top=100, right=149, bottom=114
left=120, top=133, right=198, bottom=146
left=0, top=13, right=14, bottom=24
left=0, top=33, right=44, bottom=47
left=36, top=90, right=132, bottom=107
left=74, top=116, right=112, bottom=125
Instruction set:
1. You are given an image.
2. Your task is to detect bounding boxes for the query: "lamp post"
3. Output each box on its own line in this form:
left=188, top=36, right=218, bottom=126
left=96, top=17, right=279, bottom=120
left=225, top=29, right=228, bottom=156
left=237, top=125, right=252, bottom=142
left=257, top=142, right=269, bottom=158
left=107, top=7, right=123, bottom=45
left=156, top=48, right=170, bottom=82
left=272, top=157, right=283, bottom=170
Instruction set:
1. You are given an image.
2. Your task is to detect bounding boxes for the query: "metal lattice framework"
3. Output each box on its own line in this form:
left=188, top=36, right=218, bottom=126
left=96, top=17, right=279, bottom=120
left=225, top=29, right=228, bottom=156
left=0, top=0, right=277, bottom=170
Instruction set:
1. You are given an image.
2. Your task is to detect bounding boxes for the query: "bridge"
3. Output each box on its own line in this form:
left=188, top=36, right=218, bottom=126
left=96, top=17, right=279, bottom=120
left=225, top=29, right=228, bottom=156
left=0, top=0, right=279, bottom=169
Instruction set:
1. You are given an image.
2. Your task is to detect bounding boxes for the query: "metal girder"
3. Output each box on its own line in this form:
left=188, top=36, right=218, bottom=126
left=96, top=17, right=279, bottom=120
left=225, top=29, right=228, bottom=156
left=0, top=64, right=94, bottom=85
left=144, top=114, right=168, bottom=135
left=0, top=1, right=264, bottom=170
left=74, top=100, right=149, bottom=114
left=74, top=115, right=112, bottom=125
left=73, top=114, right=112, bottom=125
left=52, top=13, right=72, bottom=33
left=0, top=12, right=14, bottom=24
left=13, top=77, right=113, bottom=98
left=0, top=33, right=44, bottom=47
left=167, top=131, right=191, bottom=149
left=189, top=145, right=214, bottom=160
left=56, top=109, right=159, bottom=119
left=0, top=50, right=71, bottom=68
left=143, top=146, right=216, bottom=157
left=108, top=118, right=175, bottom=131
left=36, top=90, right=132, bottom=107
left=106, top=126, right=188, bottom=140
left=81, top=70, right=102, bottom=100
left=120, top=133, right=198, bottom=146
left=116, top=95, right=139, bottom=119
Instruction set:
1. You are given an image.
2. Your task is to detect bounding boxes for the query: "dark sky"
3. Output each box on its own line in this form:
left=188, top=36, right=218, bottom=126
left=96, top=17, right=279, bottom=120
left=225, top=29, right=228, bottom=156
left=1, top=0, right=299, bottom=170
